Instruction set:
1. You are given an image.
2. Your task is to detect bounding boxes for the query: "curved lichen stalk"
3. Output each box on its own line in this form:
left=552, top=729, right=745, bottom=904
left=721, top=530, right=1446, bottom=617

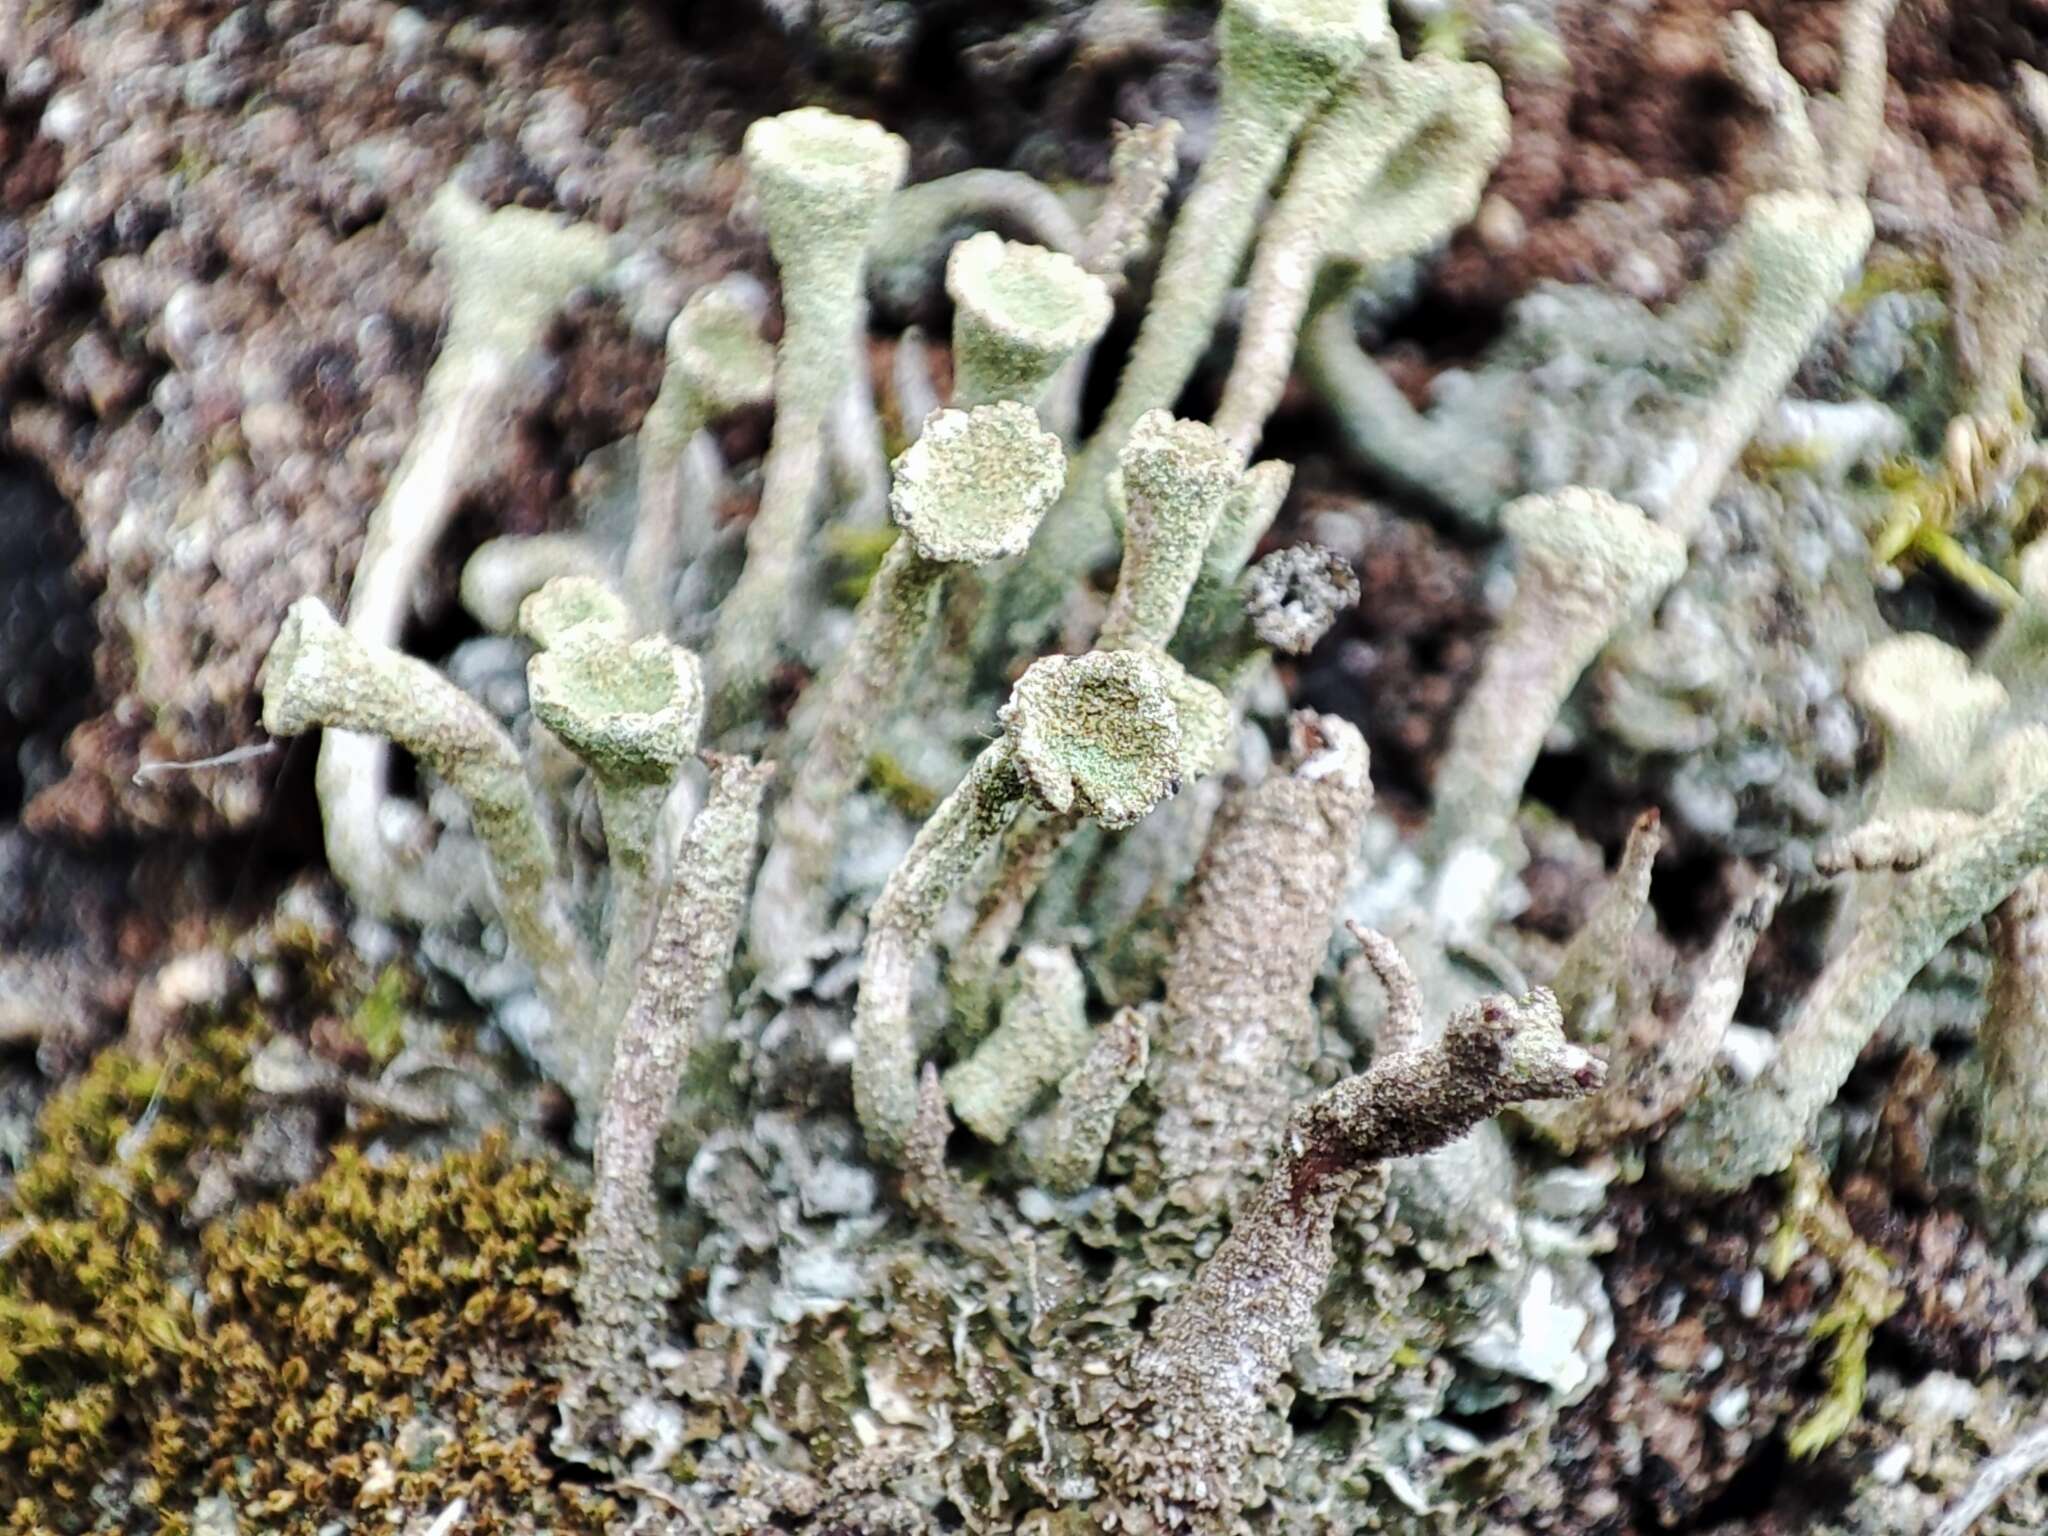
left=263, top=597, right=597, bottom=1101
left=853, top=650, right=1183, bottom=1161
left=1661, top=722, right=2048, bottom=1192
left=319, top=185, right=613, bottom=926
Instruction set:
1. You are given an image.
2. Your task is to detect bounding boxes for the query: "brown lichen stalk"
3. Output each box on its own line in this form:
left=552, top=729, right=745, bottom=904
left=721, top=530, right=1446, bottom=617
left=1094, top=941, right=1604, bottom=1534
left=557, top=754, right=771, bottom=1462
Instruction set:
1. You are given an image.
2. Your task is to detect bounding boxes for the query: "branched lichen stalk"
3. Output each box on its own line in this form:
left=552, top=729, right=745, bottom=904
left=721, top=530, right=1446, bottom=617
left=1149, top=713, right=1373, bottom=1205
left=1661, top=725, right=2048, bottom=1191
left=1549, top=809, right=1662, bottom=1039
left=1096, top=967, right=1603, bottom=1535
left=556, top=753, right=771, bottom=1462
left=263, top=597, right=596, bottom=1092
left=1531, top=869, right=1783, bottom=1155
left=708, top=108, right=908, bottom=725
left=854, top=651, right=1182, bottom=1160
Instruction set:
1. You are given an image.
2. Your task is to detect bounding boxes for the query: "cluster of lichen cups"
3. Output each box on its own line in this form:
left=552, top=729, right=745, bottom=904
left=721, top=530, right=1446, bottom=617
left=233, top=0, right=2048, bottom=1524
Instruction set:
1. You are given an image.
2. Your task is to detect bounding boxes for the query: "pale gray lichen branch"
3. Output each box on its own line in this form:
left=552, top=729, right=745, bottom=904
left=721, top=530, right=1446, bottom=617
left=1661, top=723, right=2048, bottom=1192
left=1078, top=119, right=1185, bottom=285
left=1344, top=920, right=1422, bottom=1056
left=709, top=107, right=908, bottom=725
left=1094, top=970, right=1603, bottom=1535
left=263, top=596, right=597, bottom=1098
left=556, top=752, right=771, bottom=1466
left=1649, top=190, right=1873, bottom=541
left=319, top=184, right=613, bottom=925
left=1979, top=867, right=2048, bottom=1244
left=1149, top=713, right=1373, bottom=1206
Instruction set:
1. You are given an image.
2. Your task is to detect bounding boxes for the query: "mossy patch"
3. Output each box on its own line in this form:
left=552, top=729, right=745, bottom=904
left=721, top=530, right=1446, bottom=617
left=0, top=1029, right=611, bottom=1535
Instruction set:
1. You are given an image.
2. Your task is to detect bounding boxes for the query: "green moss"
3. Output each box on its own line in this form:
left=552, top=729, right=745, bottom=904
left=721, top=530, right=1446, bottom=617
left=864, top=750, right=942, bottom=820
left=822, top=523, right=901, bottom=607
left=0, top=1025, right=253, bottom=1518
left=0, top=1028, right=609, bottom=1536
left=348, top=965, right=411, bottom=1067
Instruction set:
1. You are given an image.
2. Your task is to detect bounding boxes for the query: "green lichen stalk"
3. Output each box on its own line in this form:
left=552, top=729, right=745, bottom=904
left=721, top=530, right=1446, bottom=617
left=709, top=108, right=908, bottom=725
left=1662, top=723, right=2048, bottom=1191
left=262, top=597, right=595, bottom=1093
left=752, top=403, right=1066, bottom=979
left=625, top=280, right=776, bottom=630
left=522, top=579, right=706, bottom=1031
left=320, top=185, right=613, bottom=926
left=941, top=944, right=1091, bottom=1142
left=1425, top=488, right=1686, bottom=937
left=1099, top=411, right=1244, bottom=651
left=1210, top=52, right=1508, bottom=460
left=853, top=650, right=1183, bottom=1160
left=1000, top=0, right=1386, bottom=637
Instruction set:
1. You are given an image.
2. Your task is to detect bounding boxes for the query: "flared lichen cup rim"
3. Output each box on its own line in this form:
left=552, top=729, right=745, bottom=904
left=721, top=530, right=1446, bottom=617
left=999, top=650, right=1183, bottom=829
left=1849, top=634, right=2009, bottom=792
left=1500, top=485, right=1687, bottom=600
left=946, top=233, right=1114, bottom=359
left=1221, top=0, right=1388, bottom=91
left=741, top=106, right=910, bottom=214
left=518, top=577, right=632, bottom=651
left=669, top=282, right=776, bottom=414
left=528, top=633, right=705, bottom=784
left=1120, top=410, right=1242, bottom=525
left=889, top=403, right=1068, bottom=565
